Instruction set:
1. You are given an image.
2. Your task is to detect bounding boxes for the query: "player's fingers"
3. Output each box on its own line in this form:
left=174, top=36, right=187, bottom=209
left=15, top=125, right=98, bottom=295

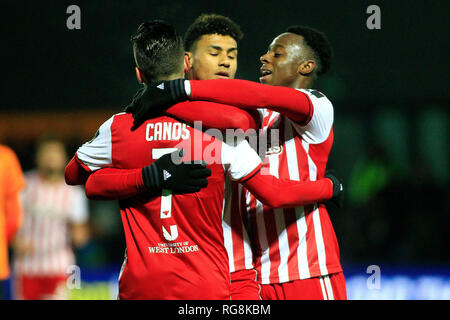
left=174, top=185, right=202, bottom=194
left=189, top=168, right=212, bottom=178
left=189, top=179, right=209, bottom=188
left=181, top=160, right=207, bottom=167
left=188, top=178, right=209, bottom=188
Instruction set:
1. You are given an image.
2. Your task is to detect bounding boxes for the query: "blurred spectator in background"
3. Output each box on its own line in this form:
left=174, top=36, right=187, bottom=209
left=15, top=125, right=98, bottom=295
left=0, top=145, right=25, bottom=299
left=12, top=137, right=90, bottom=300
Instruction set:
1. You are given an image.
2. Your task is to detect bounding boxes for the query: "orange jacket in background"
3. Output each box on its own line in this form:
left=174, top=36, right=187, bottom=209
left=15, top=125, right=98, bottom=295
left=0, top=145, right=25, bottom=280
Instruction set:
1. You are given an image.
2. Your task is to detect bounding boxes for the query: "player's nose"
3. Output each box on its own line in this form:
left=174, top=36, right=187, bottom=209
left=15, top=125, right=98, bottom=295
left=219, top=58, right=230, bottom=68
left=260, top=52, right=271, bottom=64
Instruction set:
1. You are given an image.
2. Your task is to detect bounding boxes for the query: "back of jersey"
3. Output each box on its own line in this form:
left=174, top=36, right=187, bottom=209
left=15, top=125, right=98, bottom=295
left=77, top=113, right=230, bottom=299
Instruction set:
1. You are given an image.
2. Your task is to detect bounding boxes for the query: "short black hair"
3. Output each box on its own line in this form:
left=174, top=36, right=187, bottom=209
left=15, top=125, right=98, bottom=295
left=286, top=25, right=333, bottom=75
left=131, top=20, right=185, bottom=81
left=184, top=13, right=243, bottom=51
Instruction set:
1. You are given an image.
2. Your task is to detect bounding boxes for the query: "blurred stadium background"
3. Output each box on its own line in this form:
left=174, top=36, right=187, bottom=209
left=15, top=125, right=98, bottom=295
left=1, top=1, right=448, bottom=299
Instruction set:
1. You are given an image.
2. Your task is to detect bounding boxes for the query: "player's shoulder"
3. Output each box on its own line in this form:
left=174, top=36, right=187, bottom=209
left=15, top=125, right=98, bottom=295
left=109, top=112, right=178, bottom=126
left=297, top=88, right=333, bottom=106
left=108, top=112, right=133, bottom=125
left=0, top=144, right=18, bottom=160
left=93, top=112, right=133, bottom=137
left=297, top=88, right=334, bottom=121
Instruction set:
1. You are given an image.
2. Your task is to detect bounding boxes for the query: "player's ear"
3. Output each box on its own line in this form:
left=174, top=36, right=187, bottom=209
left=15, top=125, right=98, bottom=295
left=183, top=52, right=192, bottom=74
left=298, top=60, right=315, bottom=76
left=135, top=67, right=147, bottom=84
left=186, top=52, right=194, bottom=68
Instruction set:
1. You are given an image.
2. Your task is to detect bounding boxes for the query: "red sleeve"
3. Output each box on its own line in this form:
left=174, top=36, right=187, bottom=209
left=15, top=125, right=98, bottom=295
left=165, top=100, right=259, bottom=131
left=64, top=155, right=91, bottom=186
left=189, top=79, right=313, bottom=125
left=242, top=171, right=333, bottom=208
left=85, top=167, right=147, bottom=200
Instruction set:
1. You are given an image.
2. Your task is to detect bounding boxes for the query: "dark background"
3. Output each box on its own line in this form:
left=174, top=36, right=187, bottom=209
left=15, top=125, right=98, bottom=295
left=1, top=1, right=448, bottom=270
left=2, top=1, right=449, bottom=109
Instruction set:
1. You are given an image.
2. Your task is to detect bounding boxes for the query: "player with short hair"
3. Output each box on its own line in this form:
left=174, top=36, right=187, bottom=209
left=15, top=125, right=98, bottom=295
left=67, top=20, right=341, bottom=300
left=135, top=25, right=347, bottom=300
left=184, top=13, right=242, bottom=81
left=183, top=13, right=261, bottom=300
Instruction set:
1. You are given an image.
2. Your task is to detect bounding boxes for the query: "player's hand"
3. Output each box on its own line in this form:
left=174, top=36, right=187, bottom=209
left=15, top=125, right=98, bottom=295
left=142, top=149, right=211, bottom=194
left=125, top=79, right=188, bottom=130
left=325, top=171, right=344, bottom=208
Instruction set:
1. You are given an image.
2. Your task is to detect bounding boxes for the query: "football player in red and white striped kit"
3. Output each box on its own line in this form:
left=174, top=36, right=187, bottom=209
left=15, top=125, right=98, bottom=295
left=142, top=26, right=347, bottom=300
left=13, top=137, right=90, bottom=300
left=65, top=20, right=341, bottom=300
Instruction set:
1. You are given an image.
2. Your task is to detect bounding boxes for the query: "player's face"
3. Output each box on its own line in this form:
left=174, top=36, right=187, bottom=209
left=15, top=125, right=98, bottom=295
left=259, top=33, right=304, bottom=87
left=187, top=34, right=238, bottom=80
left=36, top=141, right=67, bottom=176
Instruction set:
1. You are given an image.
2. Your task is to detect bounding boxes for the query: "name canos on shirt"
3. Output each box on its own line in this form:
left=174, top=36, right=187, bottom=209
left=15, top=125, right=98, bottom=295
left=146, top=122, right=190, bottom=142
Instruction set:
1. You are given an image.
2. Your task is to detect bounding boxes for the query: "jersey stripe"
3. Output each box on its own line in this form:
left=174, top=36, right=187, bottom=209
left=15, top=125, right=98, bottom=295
left=284, top=208, right=300, bottom=280
left=295, top=206, right=310, bottom=279
left=246, top=101, right=342, bottom=284
left=319, top=277, right=328, bottom=300
left=324, top=275, right=334, bottom=300
left=239, top=184, right=254, bottom=270
left=313, top=207, right=329, bottom=275
left=303, top=138, right=329, bottom=276
left=254, top=199, right=270, bottom=282
left=274, top=208, right=289, bottom=283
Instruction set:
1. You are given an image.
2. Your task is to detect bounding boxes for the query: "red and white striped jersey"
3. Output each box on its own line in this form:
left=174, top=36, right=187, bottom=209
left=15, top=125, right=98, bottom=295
left=13, top=171, right=88, bottom=276
left=244, top=89, right=342, bottom=284
left=222, top=180, right=254, bottom=273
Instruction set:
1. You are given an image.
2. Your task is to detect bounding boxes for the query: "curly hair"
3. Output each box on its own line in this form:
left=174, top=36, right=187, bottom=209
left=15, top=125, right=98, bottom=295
left=131, top=20, right=185, bottom=81
left=184, top=13, right=243, bottom=51
left=286, top=25, right=333, bottom=76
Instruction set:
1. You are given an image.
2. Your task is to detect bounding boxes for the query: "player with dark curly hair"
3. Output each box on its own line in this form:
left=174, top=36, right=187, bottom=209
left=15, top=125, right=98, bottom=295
left=65, top=20, right=344, bottom=300
left=184, top=13, right=243, bottom=82
left=134, top=24, right=347, bottom=300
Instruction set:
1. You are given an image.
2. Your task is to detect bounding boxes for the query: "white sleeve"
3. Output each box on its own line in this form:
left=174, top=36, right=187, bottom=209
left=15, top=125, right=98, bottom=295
left=68, top=186, right=89, bottom=224
left=290, top=89, right=334, bottom=144
left=221, top=139, right=262, bottom=181
left=76, top=115, right=114, bottom=171
left=257, top=108, right=266, bottom=125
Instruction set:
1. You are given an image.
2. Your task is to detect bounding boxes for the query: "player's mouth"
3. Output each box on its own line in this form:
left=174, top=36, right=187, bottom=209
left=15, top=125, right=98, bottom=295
left=215, top=71, right=230, bottom=79
left=259, top=68, right=272, bottom=82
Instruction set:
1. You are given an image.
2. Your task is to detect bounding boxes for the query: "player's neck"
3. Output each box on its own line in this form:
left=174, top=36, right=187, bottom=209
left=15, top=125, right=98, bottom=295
left=292, top=76, right=314, bottom=90
left=155, top=72, right=184, bottom=82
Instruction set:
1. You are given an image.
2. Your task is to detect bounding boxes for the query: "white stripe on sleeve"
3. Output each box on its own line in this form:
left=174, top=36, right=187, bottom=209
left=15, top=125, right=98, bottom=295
left=221, top=139, right=262, bottom=181
left=290, top=89, right=334, bottom=145
left=76, top=115, right=114, bottom=171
